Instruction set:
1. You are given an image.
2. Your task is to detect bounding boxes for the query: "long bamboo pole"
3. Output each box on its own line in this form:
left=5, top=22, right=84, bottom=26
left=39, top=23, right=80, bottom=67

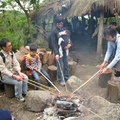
left=71, top=69, right=101, bottom=95
left=22, top=79, right=56, bottom=95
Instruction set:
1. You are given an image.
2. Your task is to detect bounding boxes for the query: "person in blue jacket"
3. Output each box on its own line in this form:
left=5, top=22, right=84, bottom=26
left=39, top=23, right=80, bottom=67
left=100, top=25, right=120, bottom=81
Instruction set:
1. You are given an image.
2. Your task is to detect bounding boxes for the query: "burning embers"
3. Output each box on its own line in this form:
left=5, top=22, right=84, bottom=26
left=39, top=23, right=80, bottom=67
left=41, top=96, right=83, bottom=120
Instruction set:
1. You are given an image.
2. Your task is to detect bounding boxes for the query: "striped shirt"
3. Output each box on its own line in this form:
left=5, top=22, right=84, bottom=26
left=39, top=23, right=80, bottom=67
left=25, top=54, right=42, bottom=70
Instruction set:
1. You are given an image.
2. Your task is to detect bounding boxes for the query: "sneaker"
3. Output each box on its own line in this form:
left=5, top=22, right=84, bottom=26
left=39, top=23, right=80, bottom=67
left=114, top=76, right=120, bottom=82
left=59, top=81, right=65, bottom=86
left=16, top=97, right=25, bottom=102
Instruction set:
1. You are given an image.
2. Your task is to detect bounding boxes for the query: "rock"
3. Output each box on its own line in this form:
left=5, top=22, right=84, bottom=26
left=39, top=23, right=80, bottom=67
left=98, top=104, right=120, bottom=120
left=88, top=96, right=112, bottom=112
left=66, top=76, right=83, bottom=92
left=80, top=115, right=102, bottom=120
left=25, top=90, right=55, bottom=112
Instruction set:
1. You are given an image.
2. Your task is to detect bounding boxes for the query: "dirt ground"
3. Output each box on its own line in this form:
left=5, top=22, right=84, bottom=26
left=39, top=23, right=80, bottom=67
left=0, top=50, right=112, bottom=120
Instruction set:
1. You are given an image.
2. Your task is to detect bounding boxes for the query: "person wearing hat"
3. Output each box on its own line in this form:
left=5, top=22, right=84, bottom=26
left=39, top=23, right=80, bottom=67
left=24, top=44, right=51, bottom=89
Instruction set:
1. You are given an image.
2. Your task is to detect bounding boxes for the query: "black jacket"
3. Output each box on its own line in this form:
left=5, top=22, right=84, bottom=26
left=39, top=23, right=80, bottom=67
left=50, top=27, right=72, bottom=55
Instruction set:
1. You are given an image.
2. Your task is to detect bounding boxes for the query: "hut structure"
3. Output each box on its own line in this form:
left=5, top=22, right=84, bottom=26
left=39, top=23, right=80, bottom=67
left=31, top=0, right=120, bottom=59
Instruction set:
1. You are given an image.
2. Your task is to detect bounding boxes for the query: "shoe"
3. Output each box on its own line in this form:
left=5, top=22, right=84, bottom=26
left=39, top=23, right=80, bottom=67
left=114, top=76, right=120, bottom=82
left=16, top=97, right=25, bottom=102
left=59, top=81, right=65, bottom=86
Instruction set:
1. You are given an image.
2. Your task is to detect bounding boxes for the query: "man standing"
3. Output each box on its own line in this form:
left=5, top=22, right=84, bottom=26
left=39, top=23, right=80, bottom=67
left=0, top=38, right=28, bottom=101
left=100, top=25, right=120, bottom=81
left=49, top=16, right=72, bottom=86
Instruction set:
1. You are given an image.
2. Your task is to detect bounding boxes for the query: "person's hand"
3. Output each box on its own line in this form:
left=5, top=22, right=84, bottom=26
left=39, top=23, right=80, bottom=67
left=33, top=68, right=38, bottom=71
left=12, top=75, right=23, bottom=81
left=55, top=55, right=60, bottom=60
left=64, top=44, right=71, bottom=49
left=18, top=72, right=24, bottom=79
left=100, top=67, right=109, bottom=74
left=100, top=61, right=107, bottom=69
left=34, top=68, right=40, bottom=72
left=36, top=68, right=40, bottom=72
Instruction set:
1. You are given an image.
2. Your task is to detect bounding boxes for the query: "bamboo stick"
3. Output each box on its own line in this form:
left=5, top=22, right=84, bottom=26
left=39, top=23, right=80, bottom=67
left=71, top=69, right=101, bottom=95
left=28, top=78, right=55, bottom=91
left=22, top=79, right=56, bottom=95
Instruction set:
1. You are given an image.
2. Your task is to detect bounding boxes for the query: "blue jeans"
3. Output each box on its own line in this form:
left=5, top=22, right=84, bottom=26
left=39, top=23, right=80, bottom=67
left=1, top=73, right=28, bottom=98
left=56, top=50, right=70, bottom=83
left=32, top=68, right=50, bottom=85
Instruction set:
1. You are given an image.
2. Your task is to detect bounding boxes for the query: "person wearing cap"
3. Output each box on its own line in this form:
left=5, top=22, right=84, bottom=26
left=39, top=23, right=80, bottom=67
left=24, top=44, right=51, bottom=89
left=49, top=16, right=72, bottom=86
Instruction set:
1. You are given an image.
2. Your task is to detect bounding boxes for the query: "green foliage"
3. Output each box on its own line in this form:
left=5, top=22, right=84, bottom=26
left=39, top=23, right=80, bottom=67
left=0, top=11, right=36, bottom=51
left=0, top=0, right=49, bottom=51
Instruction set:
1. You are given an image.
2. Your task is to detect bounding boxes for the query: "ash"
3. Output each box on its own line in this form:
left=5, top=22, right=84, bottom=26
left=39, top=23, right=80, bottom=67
left=40, top=96, right=84, bottom=120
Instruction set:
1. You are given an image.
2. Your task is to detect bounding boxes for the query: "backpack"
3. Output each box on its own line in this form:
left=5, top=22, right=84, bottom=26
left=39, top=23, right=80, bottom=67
left=0, top=51, right=13, bottom=79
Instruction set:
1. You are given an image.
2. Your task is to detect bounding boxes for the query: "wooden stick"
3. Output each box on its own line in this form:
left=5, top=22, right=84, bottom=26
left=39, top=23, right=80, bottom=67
left=28, top=78, right=55, bottom=91
left=21, top=79, right=56, bottom=95
left=39, top=71, right=61, bottom=94
left=57, top=60, right=68, bottom=92
left=71, top=69, right=101, bottom=95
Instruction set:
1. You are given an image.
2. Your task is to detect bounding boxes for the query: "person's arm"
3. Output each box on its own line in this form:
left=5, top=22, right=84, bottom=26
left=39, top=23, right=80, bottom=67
left=100, top=41, right=114, bottom=74
left=100, top=40, right=120, bottom=74
left=0, top=56, right=13, bottom=77
left=12, top=52, right=25, bottom=79
left=107, top=39, right=120, bottom=69
left=104, top=41, right=114, bottom=62
left=51, top=30, right=59, bottom=55
left=37, top=56, right=42, bottom=72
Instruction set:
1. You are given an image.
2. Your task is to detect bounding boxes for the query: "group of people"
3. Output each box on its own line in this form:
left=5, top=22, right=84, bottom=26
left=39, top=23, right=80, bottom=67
left=0, top=16, right=72, bottom=103
left=0, top=16, right=120, bottom=104
left=0, top=15, right=120, bottom=120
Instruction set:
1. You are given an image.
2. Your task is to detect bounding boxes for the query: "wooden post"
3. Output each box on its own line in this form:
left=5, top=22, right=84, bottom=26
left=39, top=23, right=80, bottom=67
left=107, top=80, right=120, bottom=103
left=48, top=65, right=57, bottom=82
left=47, top=52, right=55, bottom=66
left=68, top=61, right=77, bottom=75
left=0, top=81, right=4, bottom=91
left=97, top=7, right=104, bottom=60
left=42, top=52, right=48, bottom=64
left=4, top=84, right=14, bottom=98
left=98, top=69, right=113, bottom=88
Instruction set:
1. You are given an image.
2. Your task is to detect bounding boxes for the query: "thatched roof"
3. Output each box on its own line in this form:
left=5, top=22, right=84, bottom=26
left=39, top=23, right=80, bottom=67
left=31, top=0, right=73, bottom=21
left=31, top=0, right=120, bottom=21
left=66, top=0, right=120, bottom=17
